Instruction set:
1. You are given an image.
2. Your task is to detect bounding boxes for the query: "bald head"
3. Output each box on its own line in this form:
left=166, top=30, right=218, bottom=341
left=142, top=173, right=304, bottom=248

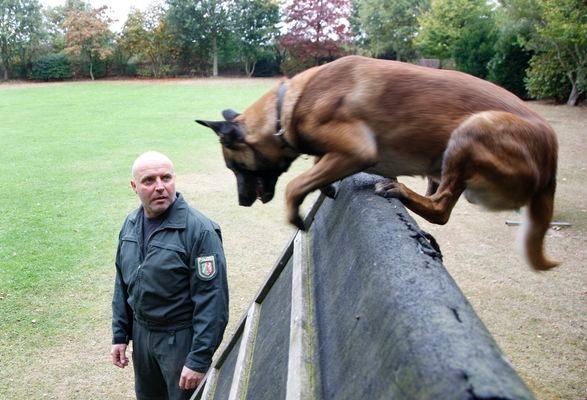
left=130, top=151, right=177, bottom=218
left=132, top=151, right=174, bottom=179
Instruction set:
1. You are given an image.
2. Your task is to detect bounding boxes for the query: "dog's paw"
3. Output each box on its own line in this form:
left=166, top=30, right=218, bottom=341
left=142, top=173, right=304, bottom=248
left=374, top=178, right=404, bottom=199
left=290, top=215, right=306, bottom=231
left=287, top=207, right=306, bottom=231
left=320, top=184, right=337, bottom=199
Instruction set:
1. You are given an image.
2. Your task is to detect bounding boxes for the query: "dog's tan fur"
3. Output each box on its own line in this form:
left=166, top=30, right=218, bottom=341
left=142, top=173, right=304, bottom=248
left=198, top=55, right=559, bottom=271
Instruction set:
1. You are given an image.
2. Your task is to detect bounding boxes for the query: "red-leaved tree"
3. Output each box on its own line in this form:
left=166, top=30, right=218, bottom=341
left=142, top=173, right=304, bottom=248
left=62, top=6, right=113, bottom=80
left=280, top=0, right=352, bottom=72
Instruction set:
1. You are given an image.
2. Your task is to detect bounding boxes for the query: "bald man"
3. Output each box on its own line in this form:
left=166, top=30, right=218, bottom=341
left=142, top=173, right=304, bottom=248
left=111, top=151, right=228, bottom=399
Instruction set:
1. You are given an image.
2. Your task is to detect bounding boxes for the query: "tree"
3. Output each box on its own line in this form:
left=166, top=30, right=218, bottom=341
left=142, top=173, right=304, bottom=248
left=44, top=0, right=91, bottom=51
left=525, top=0, right=586, bottom=105
left=487, top=27, right=532, bottom=98
left=62, top=5, right=113, bottom=80
left=231, top=0, right=279, bottom=77
left=486, top=2, right=536, bottom=98
left=119, top=4, right=174, bottom=77
left=0, top=0, right=43, bottom=80
left=166, top=0, right=230, bottom=76
left=357, top=0, right=430, bottom=61
left=280, top=0, right=353, bottom=70
left=415, top=0, right=497, bottom=78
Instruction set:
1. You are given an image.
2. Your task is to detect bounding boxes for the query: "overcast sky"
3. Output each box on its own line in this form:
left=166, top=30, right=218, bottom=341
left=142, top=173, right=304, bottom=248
left=39, top=0, right=158, bottom=32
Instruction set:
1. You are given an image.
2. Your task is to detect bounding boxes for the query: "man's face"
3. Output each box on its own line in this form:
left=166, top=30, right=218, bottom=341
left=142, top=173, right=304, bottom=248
left=131, top=161, right=176, bottom=218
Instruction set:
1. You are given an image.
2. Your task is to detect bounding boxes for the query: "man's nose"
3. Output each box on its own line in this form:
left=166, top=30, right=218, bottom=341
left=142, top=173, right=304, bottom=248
left=155, top=178, right=165, bottom=191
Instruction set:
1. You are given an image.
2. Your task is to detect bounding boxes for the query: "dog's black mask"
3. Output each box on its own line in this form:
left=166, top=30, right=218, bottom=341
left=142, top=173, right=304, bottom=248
left=196, top=111, right=284, bottom=207
left=228, top=161, right=281, bottom=206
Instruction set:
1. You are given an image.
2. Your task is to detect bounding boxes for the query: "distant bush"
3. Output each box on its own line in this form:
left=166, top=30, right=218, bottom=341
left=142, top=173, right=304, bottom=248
left=525, top=53, right=572, bottom=103
left=487, top=41, right=532, bottom=99
left=31, top=54, right=72, bottom=81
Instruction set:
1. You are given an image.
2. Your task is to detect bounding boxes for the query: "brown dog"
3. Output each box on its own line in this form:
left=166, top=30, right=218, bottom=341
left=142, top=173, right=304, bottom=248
left=196, top=55, right=559, bottom=271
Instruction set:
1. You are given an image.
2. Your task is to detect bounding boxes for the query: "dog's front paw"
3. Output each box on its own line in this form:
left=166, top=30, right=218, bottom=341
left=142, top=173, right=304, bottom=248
left=287, top=205, right=306, bottom=231
left=374, top=178, right=405, bottom=199
left=289, top=214, right=306, bottom=231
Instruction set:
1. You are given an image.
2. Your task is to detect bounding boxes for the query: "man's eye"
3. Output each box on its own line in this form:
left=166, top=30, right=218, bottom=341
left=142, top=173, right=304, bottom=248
left=162, top=176, right=172, bottom=182
left=143, top=178, right=154, bottom=185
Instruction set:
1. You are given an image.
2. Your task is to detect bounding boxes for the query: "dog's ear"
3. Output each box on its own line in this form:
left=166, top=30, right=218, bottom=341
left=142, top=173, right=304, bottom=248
left=222, top=109, right=240, bottom=122
left=195, top=119, right=245, bottom=148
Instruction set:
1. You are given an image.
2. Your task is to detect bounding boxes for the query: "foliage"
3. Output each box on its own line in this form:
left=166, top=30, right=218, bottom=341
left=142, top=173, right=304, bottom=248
left=415, top=0, right=496, bottom=78
left=525, top=52, right=572, bottom=102
left=0, top=0, right=43, bottom=80
left=357, top=0, right=430, bottom=61
left=487, top=37, right=532, bottom=99
left=280, top=0, right=353, bottom=70
left=166, top=0, right=230, bottom=76
left=119, top=4, right=175, bottom=78
left=31, top=52, right=71, bottom=80
left=231, top=0, right=279, bottom=77
left=0, top=0, right=582, bottom=97
left=43, top=0, right=91, bottom=51
left=486, top=3, right=534, bottom=98
left=62, top=5, right=113, bottom=80
left=524, top=0, right=586, bottom=105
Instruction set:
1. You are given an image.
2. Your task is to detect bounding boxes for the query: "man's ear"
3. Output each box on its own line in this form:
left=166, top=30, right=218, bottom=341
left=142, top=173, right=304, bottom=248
left=130, top=179, right=137, bottom=192
left=195, top=119, right=245, bottom=149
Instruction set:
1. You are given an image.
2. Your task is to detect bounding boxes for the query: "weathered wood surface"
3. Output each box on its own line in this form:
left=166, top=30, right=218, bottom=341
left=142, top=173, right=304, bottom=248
left=311, top=173, right=535, bottom=400
left=192, top=173, right=535, bottom=400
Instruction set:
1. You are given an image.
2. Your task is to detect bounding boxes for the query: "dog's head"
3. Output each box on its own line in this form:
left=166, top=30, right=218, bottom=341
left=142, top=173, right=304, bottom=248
left=196, top=109, right=292, bottom=207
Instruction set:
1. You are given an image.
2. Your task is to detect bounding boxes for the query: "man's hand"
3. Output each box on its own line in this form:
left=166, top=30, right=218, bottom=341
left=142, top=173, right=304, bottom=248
left=179, top=366, right=205, bottom=390
left=111, top=344, right=129, bottom=368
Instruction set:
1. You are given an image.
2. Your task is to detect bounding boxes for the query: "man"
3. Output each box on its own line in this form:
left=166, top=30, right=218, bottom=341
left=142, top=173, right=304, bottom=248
left=111, top=151, right=229, bottom=399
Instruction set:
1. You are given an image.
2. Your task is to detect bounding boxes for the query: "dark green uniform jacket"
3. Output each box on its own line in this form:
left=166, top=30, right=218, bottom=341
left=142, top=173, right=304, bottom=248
left=112, top=193, right=229, bottom=372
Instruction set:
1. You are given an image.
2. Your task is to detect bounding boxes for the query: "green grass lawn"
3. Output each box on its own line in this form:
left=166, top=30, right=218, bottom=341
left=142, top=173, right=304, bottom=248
left=0, top=79, right=277, bottom=395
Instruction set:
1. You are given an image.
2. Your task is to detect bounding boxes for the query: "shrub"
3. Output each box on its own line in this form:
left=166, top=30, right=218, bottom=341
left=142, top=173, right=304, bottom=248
left=487, top=41, right=532, bottom=99
left=525, top=53, right=572, bottom=103
left=31, top=54, right=72, bottom=81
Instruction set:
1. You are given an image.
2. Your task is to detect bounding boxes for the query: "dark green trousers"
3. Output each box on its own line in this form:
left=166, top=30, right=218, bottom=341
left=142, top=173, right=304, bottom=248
left=132, top=321, right=195, bottom=400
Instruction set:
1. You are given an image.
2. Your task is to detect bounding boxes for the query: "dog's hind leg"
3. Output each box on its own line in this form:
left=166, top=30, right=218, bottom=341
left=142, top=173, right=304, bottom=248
left=521, top=180, right=560, bottom=270
left=375, top=112, right=506, bottom=225
left=375, top=163, right=466, bottom=225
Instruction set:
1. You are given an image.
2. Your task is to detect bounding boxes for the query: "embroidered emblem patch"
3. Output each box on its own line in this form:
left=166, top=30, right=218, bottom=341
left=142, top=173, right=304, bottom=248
left=196, top=255, right=217, bottom=280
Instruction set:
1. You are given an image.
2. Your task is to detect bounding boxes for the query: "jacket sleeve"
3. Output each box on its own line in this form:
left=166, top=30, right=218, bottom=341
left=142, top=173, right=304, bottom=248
left=185, top=227, right=229, bottom=372
left=112, top=231, right=133, bottom=344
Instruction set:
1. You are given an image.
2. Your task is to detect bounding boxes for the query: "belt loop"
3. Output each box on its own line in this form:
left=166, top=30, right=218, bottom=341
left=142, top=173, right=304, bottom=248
left=168, top=331, right=176, bottom=345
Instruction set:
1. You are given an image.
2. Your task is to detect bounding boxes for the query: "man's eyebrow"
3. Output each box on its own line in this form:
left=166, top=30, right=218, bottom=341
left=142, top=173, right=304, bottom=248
left=139, top=174, right=156, bottom=183
left=140, top=172, right=173, bottom=183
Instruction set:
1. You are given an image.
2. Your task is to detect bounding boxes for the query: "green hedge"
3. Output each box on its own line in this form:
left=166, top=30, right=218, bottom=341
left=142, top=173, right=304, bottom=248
left=32, top=54, right=72, bottom=81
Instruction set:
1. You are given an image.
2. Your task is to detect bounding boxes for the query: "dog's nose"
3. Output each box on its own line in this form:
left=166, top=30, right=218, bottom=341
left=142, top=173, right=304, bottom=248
left=238, top=196, right=256, bottom=207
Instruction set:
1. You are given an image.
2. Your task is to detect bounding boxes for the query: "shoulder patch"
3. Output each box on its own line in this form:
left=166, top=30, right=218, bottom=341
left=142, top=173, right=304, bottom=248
left=196, top=255, right=217, bottom=281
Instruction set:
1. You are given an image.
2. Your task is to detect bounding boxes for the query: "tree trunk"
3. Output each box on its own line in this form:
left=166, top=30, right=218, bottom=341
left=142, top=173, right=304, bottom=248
left=244, top=59, right=256, bottom=78
left=212, top=34, right=218, bottom=77
left=89, top=62, right=94, bottom=80
left=248, top=61, right=256, bottom=78
left=566, top=82, right=579, bottom=106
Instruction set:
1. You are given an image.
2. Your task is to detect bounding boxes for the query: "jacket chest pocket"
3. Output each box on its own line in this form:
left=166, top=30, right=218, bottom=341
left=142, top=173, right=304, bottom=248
left=146, top=240, right=190, bottom=285
left=119, top=235, right=141, bottom=283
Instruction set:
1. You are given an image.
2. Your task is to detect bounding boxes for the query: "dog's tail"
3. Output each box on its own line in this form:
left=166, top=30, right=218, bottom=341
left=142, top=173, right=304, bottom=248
left=519, top=179, right=560, bottom=271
